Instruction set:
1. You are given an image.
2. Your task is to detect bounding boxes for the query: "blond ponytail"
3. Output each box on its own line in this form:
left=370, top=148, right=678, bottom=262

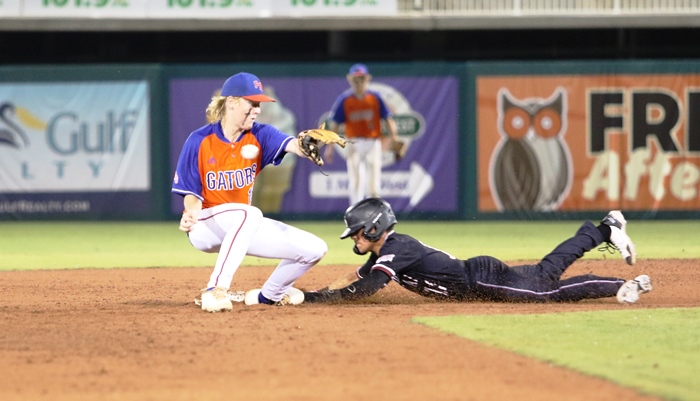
left=205, top=95, right=227, bottom=123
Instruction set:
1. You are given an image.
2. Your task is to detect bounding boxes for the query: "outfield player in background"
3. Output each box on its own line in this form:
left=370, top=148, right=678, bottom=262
left=303, top=198, right=652, bottom=305
left=173, top=72, right=327, bottom=313
left=324, top=64, right=400, bottom=206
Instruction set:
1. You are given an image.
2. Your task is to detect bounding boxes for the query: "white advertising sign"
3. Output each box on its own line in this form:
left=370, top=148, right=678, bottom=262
left=0, top=0, right=22, bottom=17
left=22, top=0, right=148, bottom=17
left=2, top=0, right=393, bottom=18
left=149, top=0, right=272, bottom=19
left=274, top=0, right=397, bottom=16
left=0, top=81, right=150, bottom=192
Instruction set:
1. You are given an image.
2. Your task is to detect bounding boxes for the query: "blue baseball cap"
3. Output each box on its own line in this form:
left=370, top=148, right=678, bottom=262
left=221, top=72, right=276, bottom=102
left=348, top=63, right=369, bottom=76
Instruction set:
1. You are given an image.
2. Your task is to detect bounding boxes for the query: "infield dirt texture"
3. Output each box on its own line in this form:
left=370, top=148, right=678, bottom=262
left=1, top=259, right=697, bottom=401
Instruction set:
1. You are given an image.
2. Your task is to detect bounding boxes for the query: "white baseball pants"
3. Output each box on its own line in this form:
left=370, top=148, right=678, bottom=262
left=187, top=203, right=327, bottom=301
left=346, top=137, right=382, bottom=205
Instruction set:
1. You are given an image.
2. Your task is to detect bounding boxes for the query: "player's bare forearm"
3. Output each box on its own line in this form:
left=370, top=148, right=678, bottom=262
left=179, top=195, right=202, bottom=232
left=386, top=117, right=399, bottom=141
left=326, top=272, right=360, bottom=290
left=287, top=134, right=327, bottom=164
left=291, top=136, right=326, bottom=169
left=293, top=127, right=347, bottom=169
left=183, top=194, right=202, bottom=212
left=285, top=135, right=307, bottom=158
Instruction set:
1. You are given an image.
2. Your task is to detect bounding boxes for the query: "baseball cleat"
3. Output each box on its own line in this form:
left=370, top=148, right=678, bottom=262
left=278, top=287, right=305, bottom=305
left=227, top=290, right=246, bottom=303
left=244, top=289, right=263, bottom=305
left=244, top=287, right=305, bottom=306
left=601, top=210, right=637, bottom=265
left=199, top=287, right=233, bottom=312
left=194, top=290, right=245, bottom=307
left=616, top=275, right=652, bottom=304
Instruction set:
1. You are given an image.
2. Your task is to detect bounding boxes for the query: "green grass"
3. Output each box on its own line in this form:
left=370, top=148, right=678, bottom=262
left=0, top=221, right=211, bottom=270
left=414, top=308, right=700, bottom=401
left=0, top=220, right=698, bottom=270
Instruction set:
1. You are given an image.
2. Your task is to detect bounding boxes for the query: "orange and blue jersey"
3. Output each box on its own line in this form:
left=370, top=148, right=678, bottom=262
left=172, top=121, right=293, bottom=209
left=328, top=89, right=391, bottom=139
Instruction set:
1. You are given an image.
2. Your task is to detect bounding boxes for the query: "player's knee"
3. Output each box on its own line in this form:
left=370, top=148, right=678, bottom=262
left=302, top=235, right=327, bottom=265
left=310, top=236, right=328, bottom=262
left=246, top=205, right=264, bottom=225
left=236, top=205, right=263, bottom=234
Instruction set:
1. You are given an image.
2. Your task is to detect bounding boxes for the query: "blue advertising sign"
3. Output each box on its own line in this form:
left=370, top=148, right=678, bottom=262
left=169, top=75, right=458, bottom=215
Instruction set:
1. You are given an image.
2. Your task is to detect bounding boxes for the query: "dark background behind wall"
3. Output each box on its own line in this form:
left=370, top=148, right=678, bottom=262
left=3, top=28, right=700, bottom=64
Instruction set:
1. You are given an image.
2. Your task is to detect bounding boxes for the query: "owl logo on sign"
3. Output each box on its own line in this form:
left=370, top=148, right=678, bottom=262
left=489, top=87, right=572, bottom=211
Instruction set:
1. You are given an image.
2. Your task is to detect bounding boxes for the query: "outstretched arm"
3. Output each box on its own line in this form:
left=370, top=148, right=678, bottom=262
left=326, top=271, right=360, bottom=290
left=285, top=135, right=311, bottom=158
left=289, top=125, right=347, bottom=167
left=304, top=270, right=391, bottom=303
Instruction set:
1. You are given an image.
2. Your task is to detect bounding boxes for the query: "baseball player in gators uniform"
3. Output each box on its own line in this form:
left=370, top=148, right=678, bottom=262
left=173, top=72, right=327, bottom=313
left=324, top=64, right=399, bottom=206
left=304, top=198, right=652, bottom=304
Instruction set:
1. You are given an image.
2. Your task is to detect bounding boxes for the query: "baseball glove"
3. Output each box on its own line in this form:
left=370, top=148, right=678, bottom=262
left=298, top=124, right=347, bottom=173
left=390, top=139, right=407, bottom=161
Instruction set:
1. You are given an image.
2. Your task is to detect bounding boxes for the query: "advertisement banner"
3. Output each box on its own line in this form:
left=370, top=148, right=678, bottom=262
left=14, top=0, right=393, bottom=18
left=0, top=0, right=21, bottom=16
left=150, top=0, right=271, bottom=19
left=22, top=0, right=149, bottom=17
left=169, top=75, right=458, bottom=215
left=0, top=81, right=151, bottom=217
left=274, top=0, right=397, bottom=17
left=477, top=74, right=700, bottom=212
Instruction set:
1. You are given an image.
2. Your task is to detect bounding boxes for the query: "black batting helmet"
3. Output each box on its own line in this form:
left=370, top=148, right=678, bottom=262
left=340, top=198, right=397, bottom=242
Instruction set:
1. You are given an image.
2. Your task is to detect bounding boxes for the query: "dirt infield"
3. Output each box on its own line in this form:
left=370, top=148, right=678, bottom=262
left=1, top=259, right=697, bottom=401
